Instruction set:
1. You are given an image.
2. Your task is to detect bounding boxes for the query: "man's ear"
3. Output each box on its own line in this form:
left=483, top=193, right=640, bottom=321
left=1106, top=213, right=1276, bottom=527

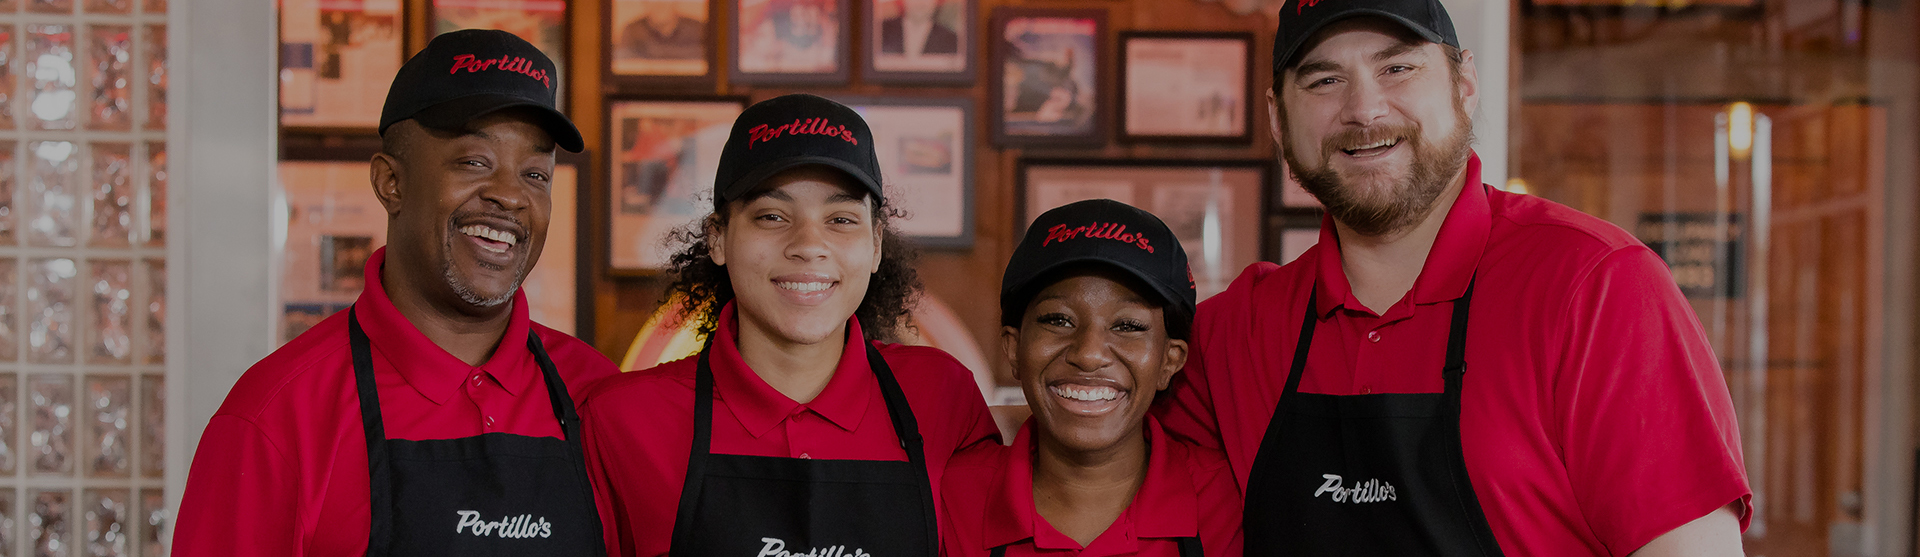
left=1266, top=87, right=1284, bottom=148
left=707, top=213, right=729, bottom=266
left=1455, top=49, right=1480, bottom=118
left=370, top=153, right=404, bottom=215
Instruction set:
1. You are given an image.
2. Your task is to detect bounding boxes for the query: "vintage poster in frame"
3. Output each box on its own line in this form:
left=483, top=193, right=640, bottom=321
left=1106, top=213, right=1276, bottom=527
left=606, top=97, right=746, bottom=274
left=277, top=152, right=589, bottom=342
left=606, top=0, right=715, bottom=88
left=838, top=96, right=974, bottom=247
left=730, top=0, right=851, bottom=85
left=863, top=0, right=974, bottom=85
left=1018, top=159, right=1269, bottom=299
left=990, top=7, right=1106, bottom=147
left=1119, top=31, right=1252, bottom=144
left=430, top=0, right=570, bottom=100
left=279, top=0, right=403, bottom=129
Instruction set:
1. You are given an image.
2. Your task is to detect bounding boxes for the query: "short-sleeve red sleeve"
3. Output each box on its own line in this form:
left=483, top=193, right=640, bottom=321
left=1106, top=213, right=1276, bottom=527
left=1554, top=246, right=1751, bottom=554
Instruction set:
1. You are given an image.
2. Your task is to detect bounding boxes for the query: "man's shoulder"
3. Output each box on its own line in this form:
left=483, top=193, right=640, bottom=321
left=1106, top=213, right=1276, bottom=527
left=1487, top=187, right=1645, bottom=261
left=529, top=322, right=620, bottom=388
left=217, top=310, right=356, bottom=422
left=579, top=355, right=697, bottom=409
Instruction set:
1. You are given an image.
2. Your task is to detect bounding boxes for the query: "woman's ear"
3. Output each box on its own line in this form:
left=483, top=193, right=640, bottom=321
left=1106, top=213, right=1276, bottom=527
left=1000, top=325, right=1024, bottom=382
left=1157, top=338, right=1189, bottom=391
left=706, top=214, right=729, bottom=266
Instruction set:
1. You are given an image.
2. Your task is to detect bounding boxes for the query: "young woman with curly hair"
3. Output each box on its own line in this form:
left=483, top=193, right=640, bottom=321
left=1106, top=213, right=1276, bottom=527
left=578, top=94, right=1000, bottom=557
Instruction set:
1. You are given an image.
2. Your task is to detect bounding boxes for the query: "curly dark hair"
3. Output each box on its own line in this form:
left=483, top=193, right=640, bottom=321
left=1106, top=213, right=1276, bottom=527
left=662, top=196, right=922, bottom=344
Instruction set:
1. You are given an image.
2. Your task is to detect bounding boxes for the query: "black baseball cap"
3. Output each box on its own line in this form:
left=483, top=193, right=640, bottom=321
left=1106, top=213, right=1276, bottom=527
left=1001, top=199, right=1197, bottom=338
left=712, top=94, right=883, bottom=210
left=379, top=29, right=583, bottom=153
left=1273, top=0, right=1459, bottom=74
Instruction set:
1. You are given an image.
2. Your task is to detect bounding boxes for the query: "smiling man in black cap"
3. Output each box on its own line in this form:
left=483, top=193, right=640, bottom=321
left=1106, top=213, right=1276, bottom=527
left=174, top=29, right=616, bottom=556
left=1155, top=0, right=1750, bottom=555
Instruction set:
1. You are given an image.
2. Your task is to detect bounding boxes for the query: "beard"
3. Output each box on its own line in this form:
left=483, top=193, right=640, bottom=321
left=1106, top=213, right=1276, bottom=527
left=1282, top=102, right=1475, bottom=238
left=439, top=215, right=528, bottom=308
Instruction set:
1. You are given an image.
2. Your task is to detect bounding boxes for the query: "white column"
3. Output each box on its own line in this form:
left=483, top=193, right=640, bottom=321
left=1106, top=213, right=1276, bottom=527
left=1440, top=0, right=1511, bottom=189
left=167, top=0, right=280, bottom=542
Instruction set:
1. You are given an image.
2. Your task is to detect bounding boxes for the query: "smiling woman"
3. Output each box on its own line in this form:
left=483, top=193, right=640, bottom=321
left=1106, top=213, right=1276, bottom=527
left=578, top=94, right=1000, bottom=557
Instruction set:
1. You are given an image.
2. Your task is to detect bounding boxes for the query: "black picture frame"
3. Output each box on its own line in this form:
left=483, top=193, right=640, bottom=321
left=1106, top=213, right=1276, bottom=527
left=603, top=0, right=720, bottom=91
left=830, top=95, right=976, bottom=248
left=602, top=95, right=751, bottom=276
left=860, top=0, right=977, bottom=86
left=1118, top=31, right=1254, bottom=144
left=729, top=0, right=853, bottom=86
left=989, top=7, right=1109, bottom=148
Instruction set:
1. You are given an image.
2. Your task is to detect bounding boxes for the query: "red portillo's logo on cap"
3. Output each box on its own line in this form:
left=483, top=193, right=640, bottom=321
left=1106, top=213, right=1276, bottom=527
left=449, top=53, right=553, bottom=89
left=1297, top=0, right=1325, bottom=14
left=747, top=118, right=860, bottom=149
left=1044, top=222, right=1156, bottom=253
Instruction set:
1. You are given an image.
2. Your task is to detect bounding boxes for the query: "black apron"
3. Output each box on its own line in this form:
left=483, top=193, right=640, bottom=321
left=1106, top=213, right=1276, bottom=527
left=668, top=341, right=939, bottom=557
left=988, top=534, right=1201, bottom=557
left=349, top=308, right=606, bottom=557
left=1241, top=281, right=1504, bottom=556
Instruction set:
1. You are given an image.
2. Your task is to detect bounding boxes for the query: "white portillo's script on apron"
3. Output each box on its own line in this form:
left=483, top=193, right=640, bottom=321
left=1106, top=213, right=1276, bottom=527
left=1313, top=474, right=1399, bottom=504
left=453, top=510, right=555, bottom=539
left=756, top=537, right=874, bottom=557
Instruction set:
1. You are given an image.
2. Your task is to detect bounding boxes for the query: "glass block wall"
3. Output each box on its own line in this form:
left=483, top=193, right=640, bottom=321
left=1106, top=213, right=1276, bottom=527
left=0, top=0, right=168, bottom=555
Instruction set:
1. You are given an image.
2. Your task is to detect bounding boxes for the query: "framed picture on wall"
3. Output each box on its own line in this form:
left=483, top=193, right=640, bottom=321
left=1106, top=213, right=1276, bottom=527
left=1017, top=158, right=1270, bottom=299
left=989, top=7, right=1107, bottom=147
left=605, top=96, right=747, bottom=275
left=730, top=0, right=851, bottom=85
left=1118, top=31, right=1252, bottom=144
left=605, top=0, right=716, bottom=89
left=836, top=96, right=974, bottom=247
left=276, top=148, right=592, bottom=342
left=279, top=0, right=403, bottom=130
left=862, top=0, right=975, bottom=85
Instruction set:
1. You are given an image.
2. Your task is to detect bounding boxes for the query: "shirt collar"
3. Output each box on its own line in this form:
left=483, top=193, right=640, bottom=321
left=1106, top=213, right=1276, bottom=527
left=1313, top=153, right=1491, bottom=316
left=353, top=247, right=538, bottom=405
left=982, top=417, right=1199, bottom=550
left=709, top=302, right=875, bottom=437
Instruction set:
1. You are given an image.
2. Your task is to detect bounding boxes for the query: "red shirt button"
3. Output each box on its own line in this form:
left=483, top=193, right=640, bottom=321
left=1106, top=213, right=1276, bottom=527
left=471, top=374, right=483, bottom=387
left=799, top=453, right=811, bottom=459
left=1367, top=330, right=1382, bottom=343
left=484, top=416, right=495, bottom=429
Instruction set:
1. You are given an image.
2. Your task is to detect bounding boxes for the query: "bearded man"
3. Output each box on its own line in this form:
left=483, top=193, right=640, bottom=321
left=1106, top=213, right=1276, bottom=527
left=173, top=30, right=616, bottom=556
left=1154, top=1, right=1752, bottom=555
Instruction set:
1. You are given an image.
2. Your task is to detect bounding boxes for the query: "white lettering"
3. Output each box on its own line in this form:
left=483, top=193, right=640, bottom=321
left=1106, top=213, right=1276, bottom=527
left=1310, top=474, right=1399, bottom=504
left=757, top=537, right=873, bottom=557
left=451, top=510, right=557, bottom=539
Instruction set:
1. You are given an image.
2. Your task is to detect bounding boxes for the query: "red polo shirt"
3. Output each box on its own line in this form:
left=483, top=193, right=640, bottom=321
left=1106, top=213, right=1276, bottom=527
left=1155, top=154, right=1751, bottom=556
left=580, top=303, right=1000, bottom=557
left=941, top=418, right=1242, bottom=557
left=171, top=248, right=619, bottom=557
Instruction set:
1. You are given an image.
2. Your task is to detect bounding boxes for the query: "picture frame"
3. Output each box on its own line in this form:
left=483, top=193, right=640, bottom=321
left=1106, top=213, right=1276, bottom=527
left=605, top=0, right=718, bottom=89
left=834, top=96, right=975, bottom=248
left=729, top=0, right=852, bottom=86
left=990, top=7, right=1108, bottom=147
left=428, top=0, right=572, bottom=112
left=276, top=147, right=592, bottom=341
left=278, top=0, right=405, bottom=131
left=604, top=96, right=748, bottom=275
left=862, top=0, right=976, bottom=85
left=1017, top=158, right=1270, bottom=299
left=1118, top=31, right=1253, bottom=144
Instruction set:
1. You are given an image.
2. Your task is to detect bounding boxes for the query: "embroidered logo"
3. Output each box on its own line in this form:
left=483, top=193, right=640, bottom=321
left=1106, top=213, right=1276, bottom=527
left=1313, top=474, right=1397, bottom=504
left=747, top=118, right=859, bottom=149
left=449, top=53, right=553, bottom=89
left=1043, top=222, right=1156, bottom=253
left=1297, top=0, right=1326, bottom=15
left=453, top=510, right=554, bottom=539
left=756, top=537, right=872, bottom=557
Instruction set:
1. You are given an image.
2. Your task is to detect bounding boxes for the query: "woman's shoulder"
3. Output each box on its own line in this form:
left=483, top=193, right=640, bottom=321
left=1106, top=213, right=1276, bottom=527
left=578, top=355, right=699, bottom=411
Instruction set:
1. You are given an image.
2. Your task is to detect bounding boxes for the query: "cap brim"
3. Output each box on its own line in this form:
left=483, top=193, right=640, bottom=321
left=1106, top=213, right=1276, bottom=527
left=1007, top=255, right=1196, bottom=320
left=1276, top=9, right=1451, bottom=73
left=411, top=93, right=586, bottom=153
left=717, top=156, right=885, bottom=206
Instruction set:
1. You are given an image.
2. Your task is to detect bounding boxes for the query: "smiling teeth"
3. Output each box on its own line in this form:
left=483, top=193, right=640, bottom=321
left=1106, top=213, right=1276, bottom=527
left=777, top=281, right=833, bottom=293
left=1352, top=139, right=1398, bottom=150
left=459, top=225, right=518, bottom=252
left=1051, top=385, right=1121, bottom=402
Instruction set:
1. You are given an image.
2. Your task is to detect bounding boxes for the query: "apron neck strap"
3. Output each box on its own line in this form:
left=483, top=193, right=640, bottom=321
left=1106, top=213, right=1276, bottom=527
left=1283, top=278, right=1478, bottom=397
